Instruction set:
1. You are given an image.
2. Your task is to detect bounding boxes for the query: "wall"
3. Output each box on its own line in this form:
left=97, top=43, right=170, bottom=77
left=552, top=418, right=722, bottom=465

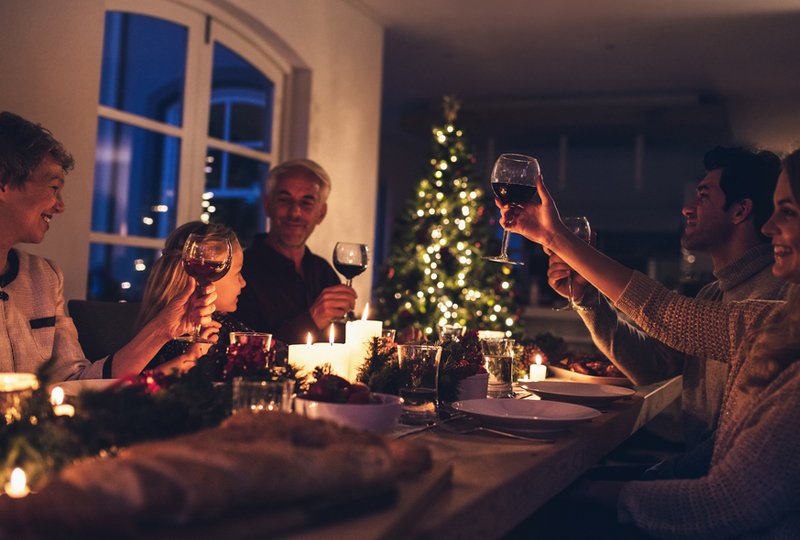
left=0, top=0, right=384, bottom=309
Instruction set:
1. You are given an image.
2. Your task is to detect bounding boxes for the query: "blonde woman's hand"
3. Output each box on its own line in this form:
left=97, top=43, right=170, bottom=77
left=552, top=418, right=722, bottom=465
left=157, top=321, right=221, bottom=374
left=155, top=278, right=217, bottom=341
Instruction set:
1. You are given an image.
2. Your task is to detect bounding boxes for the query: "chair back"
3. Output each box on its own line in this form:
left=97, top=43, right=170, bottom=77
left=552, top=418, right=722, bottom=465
left=67, top=300, right=141, bottom=361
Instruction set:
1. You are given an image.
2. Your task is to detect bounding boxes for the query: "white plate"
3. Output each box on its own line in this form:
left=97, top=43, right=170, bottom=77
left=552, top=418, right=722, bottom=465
left=548, top=365, right=632, bottom=387
left=451, top=399, right=601, bottom=432
left=49, top=379, right=117, bottom=398
left=519, top=380, right=635, bottom=406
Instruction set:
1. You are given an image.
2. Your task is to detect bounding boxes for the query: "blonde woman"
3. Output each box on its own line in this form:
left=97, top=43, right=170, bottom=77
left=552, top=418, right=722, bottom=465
left=498, top=149, right=800, bottom=537
left=136, top=221, right=248, bottom=375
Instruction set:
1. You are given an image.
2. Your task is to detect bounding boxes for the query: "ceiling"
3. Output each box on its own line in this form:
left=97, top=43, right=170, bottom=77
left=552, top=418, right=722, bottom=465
left=355, top=0, right=800, bottom=108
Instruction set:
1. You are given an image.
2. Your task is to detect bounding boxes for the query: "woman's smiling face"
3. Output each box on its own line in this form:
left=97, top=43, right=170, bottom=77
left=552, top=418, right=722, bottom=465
left=762, top=170, right=800, bottom=283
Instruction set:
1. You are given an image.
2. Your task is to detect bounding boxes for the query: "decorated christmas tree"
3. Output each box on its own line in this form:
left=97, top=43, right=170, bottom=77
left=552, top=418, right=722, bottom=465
left=374, top=97, right=520, bottom=338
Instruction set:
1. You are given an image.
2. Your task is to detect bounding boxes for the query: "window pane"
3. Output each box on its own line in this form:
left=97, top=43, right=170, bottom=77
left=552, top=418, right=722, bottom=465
left=203, top=148, right=268, bottom=247
left=99, top=12, right=187, bottom=126
left=93, top=118, right=179, bottom=238
left=208, top=43, right=274, bottom=151
left=87, top=243, right=160, bottom=302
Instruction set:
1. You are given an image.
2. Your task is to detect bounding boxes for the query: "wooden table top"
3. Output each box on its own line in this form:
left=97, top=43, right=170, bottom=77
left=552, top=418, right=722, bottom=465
left=291, top=376, right=682, bottom=540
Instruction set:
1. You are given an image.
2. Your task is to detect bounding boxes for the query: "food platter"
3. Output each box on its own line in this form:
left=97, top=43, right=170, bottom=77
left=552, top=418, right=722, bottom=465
left=547, top=365, right=632, bottom=387
left=451, top=398, right=600, bottom=432
left=518, top=380, right=635, bottom=406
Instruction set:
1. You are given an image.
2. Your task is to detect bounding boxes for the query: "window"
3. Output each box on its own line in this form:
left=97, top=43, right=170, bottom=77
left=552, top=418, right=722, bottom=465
left=89, top=3, right=285, bottom=300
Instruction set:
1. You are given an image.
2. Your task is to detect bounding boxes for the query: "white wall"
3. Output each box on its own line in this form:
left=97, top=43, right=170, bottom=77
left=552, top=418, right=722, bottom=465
left=0, top=0, right=384, bottom=307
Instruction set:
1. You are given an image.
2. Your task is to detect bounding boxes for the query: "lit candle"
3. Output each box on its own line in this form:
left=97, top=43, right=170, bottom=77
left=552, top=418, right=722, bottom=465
left=0, top=373, right=39, bottom=424
left=49, top=386, right=75, bottom=417
left=529, top=354, right=547, bottom=382
left=345, top=303, right=382, bottom=380
left=287, top=333, right=315, bottom=373
left=287, top=329, right=350, bottom=379
left=4, top=468, right=30, bottom=498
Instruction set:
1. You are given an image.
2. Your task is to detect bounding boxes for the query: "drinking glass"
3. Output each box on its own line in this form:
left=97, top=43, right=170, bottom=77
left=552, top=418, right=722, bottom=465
left=484, top=153, right=541, bottom=265
left=177, top=232, right=232, bottom=343
left=480, top=338, right=515, bottom=398
left=332, top=242, right=369, bottom=322
left=232, top=377, right=293, bottom=413
left=554, top=216, right=592, bottom=311
left=397, top=344, right=442, bottom=425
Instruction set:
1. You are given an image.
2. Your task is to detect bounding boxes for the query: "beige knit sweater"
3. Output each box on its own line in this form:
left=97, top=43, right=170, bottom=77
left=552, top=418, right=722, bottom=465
left=0, top=250, right=105, bottom=380
left=615, top=272, right=799, bottom=539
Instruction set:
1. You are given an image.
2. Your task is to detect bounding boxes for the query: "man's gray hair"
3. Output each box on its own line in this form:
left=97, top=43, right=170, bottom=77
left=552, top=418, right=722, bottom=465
left=265, top=158, right=332, bottom=202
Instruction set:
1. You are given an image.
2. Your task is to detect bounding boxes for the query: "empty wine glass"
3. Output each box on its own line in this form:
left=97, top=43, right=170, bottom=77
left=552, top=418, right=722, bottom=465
left=484, top=153, right=541, bottom=265
left=333, top=242, right=369, bottom=321
left=176, top=232, right=232, bottom=343
left=555, top=216, right=592, bottom=311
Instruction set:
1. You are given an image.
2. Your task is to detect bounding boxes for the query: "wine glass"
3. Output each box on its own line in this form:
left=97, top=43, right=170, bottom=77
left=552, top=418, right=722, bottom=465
left=176, top=232, right=232, bottom=343
left=554, top=216, right=592, bottom=311
left=484, top=153, right=541, bottom=265
left=333, top=242, right=369, bottom=321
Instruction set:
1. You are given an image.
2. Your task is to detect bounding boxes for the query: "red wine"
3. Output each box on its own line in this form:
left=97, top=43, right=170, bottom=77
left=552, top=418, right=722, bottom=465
left=334, top=262, right=367, bottom=280
left=492, top=182, right=539, bottom=205
left=183, top=258, right=230, bottom=284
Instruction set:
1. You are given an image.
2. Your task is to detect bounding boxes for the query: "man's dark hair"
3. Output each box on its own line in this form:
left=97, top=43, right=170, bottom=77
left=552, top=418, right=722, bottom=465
left=0, top=111, right=74, bottom=189
left=704, top=145, right=781, bottom=239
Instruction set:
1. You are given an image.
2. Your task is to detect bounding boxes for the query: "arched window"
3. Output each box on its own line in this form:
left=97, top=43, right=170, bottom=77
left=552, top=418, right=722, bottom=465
left=88, top=1, right=287, bottom=300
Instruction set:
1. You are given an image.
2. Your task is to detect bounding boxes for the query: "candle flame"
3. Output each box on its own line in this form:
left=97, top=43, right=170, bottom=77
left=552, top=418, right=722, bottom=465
left=535, top=354, right=543, bottom=366
left=329, top=324, right=335, bottom=345
left=50, top=386, right=64, bottom=406
left=306, top=332, right=313, bottom=346
left=362, top=303, right=370, bottom=321
left=9, top=468, right=26, bottom=492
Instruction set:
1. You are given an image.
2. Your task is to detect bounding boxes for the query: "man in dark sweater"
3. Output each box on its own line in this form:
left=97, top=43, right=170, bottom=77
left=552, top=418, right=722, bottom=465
left=236, top=159, right=356, bottom=344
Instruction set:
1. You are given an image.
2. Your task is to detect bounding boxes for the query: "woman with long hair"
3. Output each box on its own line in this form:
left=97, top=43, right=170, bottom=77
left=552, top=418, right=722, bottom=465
left=136, top=221, right=248, bottom=375
left=498, top=149, right=800, bottom=537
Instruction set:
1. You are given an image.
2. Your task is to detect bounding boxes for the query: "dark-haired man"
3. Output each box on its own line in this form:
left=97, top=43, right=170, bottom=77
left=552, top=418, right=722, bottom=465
left=548, top=146, right=787, bottom=475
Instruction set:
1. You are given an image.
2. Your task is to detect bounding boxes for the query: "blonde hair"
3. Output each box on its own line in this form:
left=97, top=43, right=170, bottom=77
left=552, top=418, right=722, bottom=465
left=135, top=221, right=240, bottom=331
left=265, top=158, right=332, bottom=202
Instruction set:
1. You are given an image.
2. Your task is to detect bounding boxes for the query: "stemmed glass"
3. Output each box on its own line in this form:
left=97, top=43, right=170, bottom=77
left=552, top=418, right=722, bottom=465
left=555, top=216, right=592, bottom=311
left=484, top=153, right=541, bottom=265
left=176, top=232, right=232, bottom=343
left=332, top=242, right=369, bottom=321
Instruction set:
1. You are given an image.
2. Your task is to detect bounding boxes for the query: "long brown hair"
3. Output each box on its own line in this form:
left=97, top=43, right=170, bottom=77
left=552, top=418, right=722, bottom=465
left=745, top=148, right=800, bottom=388
left=135, top=221, right=240, bottom=331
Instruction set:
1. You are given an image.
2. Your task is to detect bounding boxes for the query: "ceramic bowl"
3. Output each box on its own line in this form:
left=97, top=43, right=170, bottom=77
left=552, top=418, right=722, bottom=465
left=295, top=393, right=402, bottom=434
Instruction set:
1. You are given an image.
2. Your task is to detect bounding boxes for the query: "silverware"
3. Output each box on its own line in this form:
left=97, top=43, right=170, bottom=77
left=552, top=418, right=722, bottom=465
left=435, top=416, right=554, bottom=443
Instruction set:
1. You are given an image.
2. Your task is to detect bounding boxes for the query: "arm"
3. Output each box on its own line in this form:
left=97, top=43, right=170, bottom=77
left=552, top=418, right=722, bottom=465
left=618, top=363, right=800, bottom=538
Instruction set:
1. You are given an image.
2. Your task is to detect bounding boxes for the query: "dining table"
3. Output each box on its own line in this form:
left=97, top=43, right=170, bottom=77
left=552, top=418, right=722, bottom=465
left=285, top=375, right=682, bottom=540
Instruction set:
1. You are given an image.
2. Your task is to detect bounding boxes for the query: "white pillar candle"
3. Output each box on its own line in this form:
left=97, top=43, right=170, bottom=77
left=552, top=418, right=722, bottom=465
left=529, top=354, right=547, bottom=382
left=49, top=387, right=75, bottom=417
left=287, top=329, right=351, bottom=379
left=4, top=468, right=30, bottom=498
left=288, top=333, right=316, bottom=373
left=345, top=303, right=382, bottom=381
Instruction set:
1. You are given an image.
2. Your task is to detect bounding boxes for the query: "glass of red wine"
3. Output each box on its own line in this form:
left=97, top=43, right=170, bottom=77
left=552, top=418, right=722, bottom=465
left=333, top=242, right=369, bottom=321
left=176, top=232, right=232, bottom=343
left=484, top=153, right=541, bottom=265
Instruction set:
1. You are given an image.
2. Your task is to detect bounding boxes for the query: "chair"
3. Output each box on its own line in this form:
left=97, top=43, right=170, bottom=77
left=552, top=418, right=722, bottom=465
left=67, top=300, right=141, bottom=361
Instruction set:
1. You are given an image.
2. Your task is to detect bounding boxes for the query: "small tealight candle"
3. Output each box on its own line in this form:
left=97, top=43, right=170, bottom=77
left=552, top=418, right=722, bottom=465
left=49, top=387, right=75, bottom=417
left=4, top=468, right=30, bottom=498
left=529, top=354, right=547, bottom=382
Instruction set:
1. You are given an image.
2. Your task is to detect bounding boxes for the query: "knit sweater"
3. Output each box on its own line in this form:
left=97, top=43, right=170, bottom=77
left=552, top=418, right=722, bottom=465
left=0, top=250, right=105, bottom=380
left=578, top=244, right=787, bottom=447
left=615, top=272, right=799, bottom=539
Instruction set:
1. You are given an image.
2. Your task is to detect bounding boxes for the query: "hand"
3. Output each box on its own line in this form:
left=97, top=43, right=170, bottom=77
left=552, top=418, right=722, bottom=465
left=547, top=253, right=589, bottom=301
left=155, top=278, right=217, bottom=340
left=309, top=284, right=357, bottom=329
left=495, top=174, right=565, bottom=250
left=155, top=321, right=221, bottom=375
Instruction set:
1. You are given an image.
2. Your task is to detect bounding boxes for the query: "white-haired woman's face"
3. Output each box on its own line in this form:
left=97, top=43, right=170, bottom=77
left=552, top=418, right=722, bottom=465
left=214, top=243, right=245, bottom=313
left=762, top=170, right=800, bottom=283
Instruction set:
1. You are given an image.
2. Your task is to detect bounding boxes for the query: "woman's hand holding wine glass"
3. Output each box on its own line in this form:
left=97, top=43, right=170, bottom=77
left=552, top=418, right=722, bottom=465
left=175, top=232, right=232, bottom=343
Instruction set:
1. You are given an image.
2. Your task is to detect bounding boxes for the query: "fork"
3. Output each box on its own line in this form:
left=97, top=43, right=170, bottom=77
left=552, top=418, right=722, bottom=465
left=435, top=417, right=555, bottom=443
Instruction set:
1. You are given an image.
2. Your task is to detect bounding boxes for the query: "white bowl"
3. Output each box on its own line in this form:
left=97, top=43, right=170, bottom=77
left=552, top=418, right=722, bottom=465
left=295, top=393, right=402, bottom=434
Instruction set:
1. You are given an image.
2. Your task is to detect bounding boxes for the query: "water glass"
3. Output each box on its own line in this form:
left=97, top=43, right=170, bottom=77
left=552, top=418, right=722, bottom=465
left=0, top=373, right=39, bottom=424
left=397, top=344, right=442, bottom=425
left=232, top=378, right=293, bottom=413
left=480, top=338, right=515, bottom=398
